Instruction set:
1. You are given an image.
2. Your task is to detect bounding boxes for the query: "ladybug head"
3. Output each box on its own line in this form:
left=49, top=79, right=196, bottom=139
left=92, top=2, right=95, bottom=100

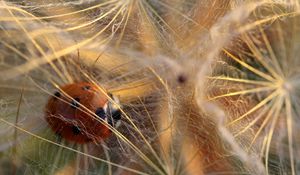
left=102, top=94, right=122, bottom=128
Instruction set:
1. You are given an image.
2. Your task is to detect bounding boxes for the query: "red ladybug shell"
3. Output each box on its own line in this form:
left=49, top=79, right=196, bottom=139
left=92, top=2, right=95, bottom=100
left=45, top=82, right=112, bottom=144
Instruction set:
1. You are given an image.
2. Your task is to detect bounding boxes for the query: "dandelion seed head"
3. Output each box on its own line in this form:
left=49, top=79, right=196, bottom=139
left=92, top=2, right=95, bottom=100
left=201, top=2, right=300, bottom=174
left=2, top=0, right=300, bottom=174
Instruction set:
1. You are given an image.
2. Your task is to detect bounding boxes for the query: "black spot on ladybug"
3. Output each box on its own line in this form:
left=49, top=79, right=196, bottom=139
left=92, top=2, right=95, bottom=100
left=71, top=98, right=80, bottom=109
left=177, top=74, right=187, bottom=84
left=72, top=126, right=81, bottom=135
left=82, top=86, right=91, bottom=90
left=108, top=119, right=113, bottom=127
left=95, top=107, right=106, bottom=119
left=54, top=91, right=61, bottom=98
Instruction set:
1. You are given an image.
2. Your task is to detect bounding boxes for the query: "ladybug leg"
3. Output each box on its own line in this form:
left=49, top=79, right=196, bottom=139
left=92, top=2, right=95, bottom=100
left=56, top=133, right=62, bottom=143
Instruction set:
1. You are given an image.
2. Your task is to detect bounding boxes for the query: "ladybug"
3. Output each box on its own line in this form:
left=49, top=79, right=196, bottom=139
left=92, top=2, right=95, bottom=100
left=45, top=82, right=121, bottom=144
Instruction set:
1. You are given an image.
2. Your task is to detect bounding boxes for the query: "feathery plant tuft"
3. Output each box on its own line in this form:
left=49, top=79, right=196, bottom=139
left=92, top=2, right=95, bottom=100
left=0, top=0, right=300, bottom=175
